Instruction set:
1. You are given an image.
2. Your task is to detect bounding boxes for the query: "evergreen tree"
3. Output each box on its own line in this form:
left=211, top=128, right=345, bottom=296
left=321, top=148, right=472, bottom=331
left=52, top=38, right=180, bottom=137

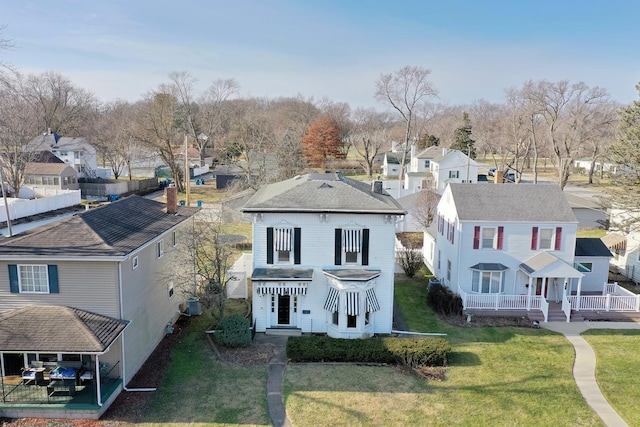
left=451, top=111, right=476, bottom=159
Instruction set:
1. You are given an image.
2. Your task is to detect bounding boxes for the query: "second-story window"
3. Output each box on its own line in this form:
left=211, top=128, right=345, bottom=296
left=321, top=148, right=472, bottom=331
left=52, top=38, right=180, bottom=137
left=335, top=228, right=369, bottom=266
left=267, top=227, right=301, bottom=265
left=473, top=226, right=504, bottom=250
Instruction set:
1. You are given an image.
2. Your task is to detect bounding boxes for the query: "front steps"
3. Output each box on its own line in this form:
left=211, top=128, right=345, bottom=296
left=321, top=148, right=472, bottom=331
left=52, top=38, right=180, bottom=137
left=265, top=327, right=302, bottom=336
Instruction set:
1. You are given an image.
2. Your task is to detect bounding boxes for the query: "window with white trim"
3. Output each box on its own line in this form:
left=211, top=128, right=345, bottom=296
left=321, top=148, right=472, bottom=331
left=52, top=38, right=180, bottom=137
left=471, top=270, right=506, bottom=293
left=447, top=260, right=452, bottom=282
left=157, top=239, right=164, bottom=259
left=482, top=228, right=496, bottom=249
left=539, top=228, right=553, bottom=250
left=132, top=256, right=139, bottom=270
left=168, top=280, right=174, bottom=298
left=274, top=227, right=293, bottom=264
left=19, top=265, right=49, bottom=293
left=343, top=229, right=362, bottom=264
left=172, top=231, right=177, bottom=247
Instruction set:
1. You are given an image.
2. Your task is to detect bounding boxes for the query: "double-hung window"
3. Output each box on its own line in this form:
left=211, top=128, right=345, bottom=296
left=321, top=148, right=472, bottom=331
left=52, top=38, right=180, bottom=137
left=473, top=226, right=504, bottom=250
left=157, top=239, right=164, bottom=259
left=335, top=228, right=369, bottom=266
left=267, top=227, right=301, bottom=265
left=9, top=264, right=59, bottom=294
left=19, top=265, right=49, bottom=293
left=531, top=227, right=562, bottom=250
left=449, top=170, right=459, bottom=179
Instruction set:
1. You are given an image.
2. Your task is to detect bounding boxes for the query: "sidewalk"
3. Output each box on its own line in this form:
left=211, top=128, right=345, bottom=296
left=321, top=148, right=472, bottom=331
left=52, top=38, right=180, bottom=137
left=542, top=321, right=640, bottom=427
left=254, top=334, right=292, bottom=427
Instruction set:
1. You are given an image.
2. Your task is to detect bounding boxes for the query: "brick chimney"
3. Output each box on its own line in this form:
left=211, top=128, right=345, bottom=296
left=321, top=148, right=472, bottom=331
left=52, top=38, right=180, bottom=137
left=165, top=185, right=177, bottom=214
left=371, top=181, right=383, bottom=194
left=494, top=170, right=504, bottom=184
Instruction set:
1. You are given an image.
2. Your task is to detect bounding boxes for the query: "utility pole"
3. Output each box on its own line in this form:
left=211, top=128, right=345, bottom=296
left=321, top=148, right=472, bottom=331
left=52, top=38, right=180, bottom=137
left=184, top=134, right=191, bottom=207
left=0, top=160, right=13, bottom=237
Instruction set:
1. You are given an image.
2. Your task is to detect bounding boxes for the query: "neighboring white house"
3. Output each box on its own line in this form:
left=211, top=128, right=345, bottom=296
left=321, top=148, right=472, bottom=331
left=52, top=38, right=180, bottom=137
left=242, top=173, right=405, bottom=339
left=382, top=152, right=407, bottom=178
left=428, top=148, right=478, bottom=193
left=423, top=183, right=614, bottom=321
left=29, top=132, right=98, bottom=179
left=573, top=157, right=622, bottom=176
left=603, top=207, right=640, bottom=283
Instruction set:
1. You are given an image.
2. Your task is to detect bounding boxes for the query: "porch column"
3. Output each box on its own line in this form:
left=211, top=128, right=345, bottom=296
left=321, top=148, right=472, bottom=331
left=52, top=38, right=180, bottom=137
left=541, top=278, right=547, bottom=302
left=96, top=355, right=103, bottom=406
left=526, top=277, right=533, bottom=311
left=575, top=278, right=583, bottom=311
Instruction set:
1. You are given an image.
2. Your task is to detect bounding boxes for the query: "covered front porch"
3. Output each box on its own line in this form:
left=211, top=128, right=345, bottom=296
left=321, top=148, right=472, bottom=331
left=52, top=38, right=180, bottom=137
left=0, top=306, right=129, bottom=419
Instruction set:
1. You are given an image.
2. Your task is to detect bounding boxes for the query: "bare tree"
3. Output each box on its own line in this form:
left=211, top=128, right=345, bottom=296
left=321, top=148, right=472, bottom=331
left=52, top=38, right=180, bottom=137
left=171, top=207, right=237, bottom=321
left=375, top=66, right=438, bottom=179
left=413, top=186, right=441, bottom=230
left=133, top=88, right=185, bottom=192
left=198, top=78, right=240, bottom=165
left=91, top=101, right=140, bottom=179
left=350, top=108, right=390, bottom=178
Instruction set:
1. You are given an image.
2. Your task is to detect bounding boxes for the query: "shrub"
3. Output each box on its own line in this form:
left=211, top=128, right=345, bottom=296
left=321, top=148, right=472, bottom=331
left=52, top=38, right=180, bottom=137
left=215, top=314, right=251, bottom=348
left=396, top=248, right=424, bottom=278
left=287, top=336, right=450, bottom=367
left=427, top=283, right=463, bottom=316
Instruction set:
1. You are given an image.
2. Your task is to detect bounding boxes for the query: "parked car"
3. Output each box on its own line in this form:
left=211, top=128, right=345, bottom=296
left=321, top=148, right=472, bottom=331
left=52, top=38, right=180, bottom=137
left=504, top=171, right=516, bottom=182
left=487, top=168, right=496, bottom=177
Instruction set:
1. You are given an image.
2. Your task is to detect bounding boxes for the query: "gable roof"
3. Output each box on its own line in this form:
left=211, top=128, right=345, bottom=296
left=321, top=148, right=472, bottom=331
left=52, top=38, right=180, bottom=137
left=519, top=252, right=582, bottom=278
left=431, top=148, right=478, bottom=165
left=30, top=133, right=94, bottom=152
left=575, top=238, right=613, bottom=257
left=25, top=162, right=76, bottom=176
left=242, top=173, right=405, bottom=214
left=384, top=152, right=409, bottom=165
left=0, top=195, right=198, bottom=258
left=448, top=183, right=577, bottom=223
left=0, top=306, right=128, bottom=353
left=30, top=151, right=66, bottom=163
left=415, top=146, right=441, bottom=159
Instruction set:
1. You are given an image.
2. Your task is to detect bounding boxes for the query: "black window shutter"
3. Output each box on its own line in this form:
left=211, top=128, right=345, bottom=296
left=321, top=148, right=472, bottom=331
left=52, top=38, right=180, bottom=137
left=334, top=228, right=342, bottom=265
left=362, top=228, right=370, bottom=266
left=8, top=264, right=18, bottom=293
left=294, top=228, right=301, bottom=264
left=266, top=227, right=274, bottom=264
left=48, top=265, right=59, bottom=293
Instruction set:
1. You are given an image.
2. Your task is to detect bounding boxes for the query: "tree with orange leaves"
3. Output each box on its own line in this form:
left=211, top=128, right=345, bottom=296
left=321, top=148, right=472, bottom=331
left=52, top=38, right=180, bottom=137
left=301, top=115, right=343, bottom=168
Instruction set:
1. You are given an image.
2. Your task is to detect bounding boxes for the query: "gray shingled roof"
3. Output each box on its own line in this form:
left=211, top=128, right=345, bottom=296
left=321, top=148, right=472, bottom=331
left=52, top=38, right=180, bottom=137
left=0, top=306, right=128, bottom=353
left=449, top=183, right=577, bottom=223
left=575, top=238, right=613, bottom=257
left=242, top=173, right=405, bottom=214
left=0, top=195, right=198, bottom=257
left=251, top=268, right=314, bottom=281
left=25, top=162, right=74, bottom=175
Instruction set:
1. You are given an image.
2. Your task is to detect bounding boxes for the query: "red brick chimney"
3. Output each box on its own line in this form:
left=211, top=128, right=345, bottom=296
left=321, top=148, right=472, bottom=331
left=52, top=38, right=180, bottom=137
left=165, top=185, right=177, bottom=214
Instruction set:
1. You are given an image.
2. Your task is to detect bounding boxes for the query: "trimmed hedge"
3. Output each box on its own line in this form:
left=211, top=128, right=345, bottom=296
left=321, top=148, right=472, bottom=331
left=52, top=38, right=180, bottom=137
left=287, top=336, right=450, bottom=367
left=215, top=314, right=251, bottom=348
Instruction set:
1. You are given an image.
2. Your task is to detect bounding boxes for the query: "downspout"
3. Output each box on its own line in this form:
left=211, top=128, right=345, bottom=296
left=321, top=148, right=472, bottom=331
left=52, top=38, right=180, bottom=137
left=118, top=262, right=156, bottom=392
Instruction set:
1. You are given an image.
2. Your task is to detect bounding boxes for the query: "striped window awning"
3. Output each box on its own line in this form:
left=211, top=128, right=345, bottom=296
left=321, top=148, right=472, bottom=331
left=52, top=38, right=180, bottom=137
left=365, top=288, right=381, bottom=312
left=324, top=287, right=340, bottom=312
left=255, top=283, right=307, bottom=296
left=342, top=229, right=362, bottom=252
left=274, top=228, right=293, bottom=251
left=346, top=291, right=359, bottom=316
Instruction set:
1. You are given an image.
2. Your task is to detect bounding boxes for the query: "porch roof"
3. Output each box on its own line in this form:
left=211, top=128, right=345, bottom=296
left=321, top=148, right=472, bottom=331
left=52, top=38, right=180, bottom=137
left=251, top=268, right=314, bottom=281
left=601, top=233, right=626, bottom=251
left=322, top=269, right=381, bottom=281
left=0, top=306, right=129, bottom=353
left=519, top=252, right=583, bottom=278
left=469, top=263, right=509, bottom=271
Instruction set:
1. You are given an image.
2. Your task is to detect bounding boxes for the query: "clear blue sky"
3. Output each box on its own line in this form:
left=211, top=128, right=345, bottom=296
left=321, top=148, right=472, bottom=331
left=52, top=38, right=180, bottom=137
left=2, top=0, right=639, bottom=108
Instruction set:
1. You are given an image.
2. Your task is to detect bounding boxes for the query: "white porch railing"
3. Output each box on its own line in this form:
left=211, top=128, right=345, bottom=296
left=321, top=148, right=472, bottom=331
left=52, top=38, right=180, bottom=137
left=458, top=287, right=548, bottom=320
left=570, top=282, right=640, bottom=312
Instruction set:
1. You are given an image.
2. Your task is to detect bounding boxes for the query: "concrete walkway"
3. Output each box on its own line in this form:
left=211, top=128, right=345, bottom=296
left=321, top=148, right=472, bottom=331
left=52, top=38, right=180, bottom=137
left=543, top=321, right=640, bottom=427
left=254, top=334, right=292, bottom=427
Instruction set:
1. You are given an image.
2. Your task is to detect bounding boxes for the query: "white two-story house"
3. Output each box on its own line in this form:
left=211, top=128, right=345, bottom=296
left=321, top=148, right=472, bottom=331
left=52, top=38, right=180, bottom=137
left=423, top=183, right=614, bottom=321
left=242, top=173, right=405, bottom=339
left=30, top=132, right=98, bottom=179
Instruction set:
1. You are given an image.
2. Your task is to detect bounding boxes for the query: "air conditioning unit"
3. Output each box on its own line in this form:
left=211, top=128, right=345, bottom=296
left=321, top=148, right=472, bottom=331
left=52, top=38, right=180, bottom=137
left=187, top=298, right=201, bottom=316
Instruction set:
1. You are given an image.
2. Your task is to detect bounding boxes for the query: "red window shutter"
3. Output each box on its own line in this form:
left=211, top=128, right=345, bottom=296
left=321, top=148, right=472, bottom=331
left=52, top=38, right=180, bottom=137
left=451, top=222, right=455, bottom=244
left=497, top=226, right=504, bottom=250
left=555, top=227, right=562, bottom=250
left=473, top=226, right=480, bottom=249
left=531, top=227, right=538, bottom=250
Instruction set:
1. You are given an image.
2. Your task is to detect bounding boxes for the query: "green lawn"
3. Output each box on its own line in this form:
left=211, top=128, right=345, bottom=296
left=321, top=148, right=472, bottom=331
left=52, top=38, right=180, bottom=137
left=582, top=329, right=640, bottom=427
left=284, top=277, right=603, bottom=426
left=140, top=314, right=270, bottom=426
